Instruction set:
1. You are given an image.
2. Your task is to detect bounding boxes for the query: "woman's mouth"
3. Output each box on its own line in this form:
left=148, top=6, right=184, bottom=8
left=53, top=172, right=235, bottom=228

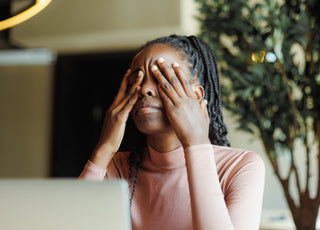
left=136, top=107, right=160, bottom=114
left=133, top=102, right=161, bottom=115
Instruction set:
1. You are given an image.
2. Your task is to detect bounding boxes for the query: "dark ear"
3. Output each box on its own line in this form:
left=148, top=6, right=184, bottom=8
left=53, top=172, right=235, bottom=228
left=194, top=85, right=204, bottom=101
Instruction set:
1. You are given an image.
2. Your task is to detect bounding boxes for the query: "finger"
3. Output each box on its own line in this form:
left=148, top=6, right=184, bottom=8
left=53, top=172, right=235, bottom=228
left=125, top=70, right=144, bottom=97
left=172, top=62, right=196, bottom=98
left=157, top=84, right=174, bottom=110
left=113, top=84, right=140, bottom=116
left=113, top=70, right=143, bottom=107
left=200, top=99, right=210, bottom=123
left=151, top=65, right=179, bottom=104
left=113, top=72, right=143, bottom=114
left=112, top=69, right=132, bottom=105
left=157, top=58, right=185, bottom=97
left=118, top=86, right=141, bottom=119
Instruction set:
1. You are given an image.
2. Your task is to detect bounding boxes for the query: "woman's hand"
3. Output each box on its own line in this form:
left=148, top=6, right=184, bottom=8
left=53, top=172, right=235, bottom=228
left=151, top=58, right=210, bottom=148
left=90, top=69, right=144, bottom=168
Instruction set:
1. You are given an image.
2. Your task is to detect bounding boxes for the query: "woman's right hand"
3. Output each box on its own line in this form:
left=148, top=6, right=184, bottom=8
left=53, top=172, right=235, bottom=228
left=90, top=69, right=144, bottom=169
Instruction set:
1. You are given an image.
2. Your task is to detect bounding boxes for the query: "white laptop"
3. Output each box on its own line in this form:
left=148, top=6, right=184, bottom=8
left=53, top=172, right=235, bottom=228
left=0, top=179, right=132, bottom=230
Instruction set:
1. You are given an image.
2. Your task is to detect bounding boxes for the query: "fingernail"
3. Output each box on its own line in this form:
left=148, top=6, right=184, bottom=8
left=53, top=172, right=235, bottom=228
left=173, top=62, right=179, bottom=67
left=158, top=57, right=164, bottom=63
left=138, top=70, right=143, bottom=77
left=151, top=65, right=158, bottom=71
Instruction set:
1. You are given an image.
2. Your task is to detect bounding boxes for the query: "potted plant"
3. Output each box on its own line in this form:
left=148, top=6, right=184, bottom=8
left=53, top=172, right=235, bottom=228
left=195, top=0, right=320, bottom=229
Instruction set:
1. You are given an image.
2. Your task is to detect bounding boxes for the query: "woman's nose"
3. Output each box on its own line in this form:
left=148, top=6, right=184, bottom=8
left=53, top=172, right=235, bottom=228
left=140, top=76, right=157, bottom=97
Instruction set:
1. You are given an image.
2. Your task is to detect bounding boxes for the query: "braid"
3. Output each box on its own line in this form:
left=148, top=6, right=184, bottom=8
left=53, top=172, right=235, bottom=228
left=127, top=149, right=143, bottom=207
left=186, top=36, right=230, bottom=146
left=126, top=34, right=230, bottom=208
left=124, top=118, right=145, bottom=208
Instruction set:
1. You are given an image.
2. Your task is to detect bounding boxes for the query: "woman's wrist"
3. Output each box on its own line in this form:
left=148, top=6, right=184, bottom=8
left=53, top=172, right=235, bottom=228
left=90, top=143, right=115, bottom=169
left=181, top=136, right=211, bottom=149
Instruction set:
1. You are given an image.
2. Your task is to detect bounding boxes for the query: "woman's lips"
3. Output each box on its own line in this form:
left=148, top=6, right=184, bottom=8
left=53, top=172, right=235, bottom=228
left=136, top=107, right=160, bottom=114
left=133, top=102, right=161, bottom=115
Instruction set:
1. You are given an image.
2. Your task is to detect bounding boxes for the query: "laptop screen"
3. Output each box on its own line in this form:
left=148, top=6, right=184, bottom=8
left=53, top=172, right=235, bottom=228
left=0, top=179, right=131, bottom=230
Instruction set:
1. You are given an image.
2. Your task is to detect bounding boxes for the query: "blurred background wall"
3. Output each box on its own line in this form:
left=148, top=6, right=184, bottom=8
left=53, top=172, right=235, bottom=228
left=0, top=63, right=54, bottom=177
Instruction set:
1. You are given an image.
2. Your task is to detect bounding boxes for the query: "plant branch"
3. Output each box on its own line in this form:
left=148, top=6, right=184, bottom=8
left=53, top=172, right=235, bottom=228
left=304, top=1, right=319, bottom=202
left=275, top=59, right=300, bottom=138
left=304, top=2, right=316, bottom=75
left=316, top=114, right=320, bottom=203
left=291, top=159, right=302, bottom=197
left=279, top=178, right=298, bottom=218
left=303, top=104, right=311, bottom=196
left=252, top=98, right=280, bottom=175
left=286, top=127, right=302, bottom=198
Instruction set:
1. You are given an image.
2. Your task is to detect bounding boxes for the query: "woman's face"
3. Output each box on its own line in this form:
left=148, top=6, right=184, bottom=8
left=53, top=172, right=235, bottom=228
left=129, top=44, right=193, bottom=135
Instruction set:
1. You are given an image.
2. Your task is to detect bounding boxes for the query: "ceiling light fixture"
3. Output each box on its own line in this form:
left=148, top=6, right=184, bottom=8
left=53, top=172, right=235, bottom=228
left=0, top=0, right=52, bottom=31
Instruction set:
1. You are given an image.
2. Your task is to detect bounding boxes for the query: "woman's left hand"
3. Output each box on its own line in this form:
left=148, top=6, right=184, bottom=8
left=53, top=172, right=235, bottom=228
left=151, top=57, right=211, bottom=148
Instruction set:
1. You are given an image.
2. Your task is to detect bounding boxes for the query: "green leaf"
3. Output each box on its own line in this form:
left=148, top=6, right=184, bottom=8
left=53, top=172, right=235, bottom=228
left=254, top=87, right=262, bottom=97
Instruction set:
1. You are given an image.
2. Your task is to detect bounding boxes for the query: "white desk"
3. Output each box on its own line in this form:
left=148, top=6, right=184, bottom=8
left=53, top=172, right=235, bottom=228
left=260, top=209, right=320, bottom=230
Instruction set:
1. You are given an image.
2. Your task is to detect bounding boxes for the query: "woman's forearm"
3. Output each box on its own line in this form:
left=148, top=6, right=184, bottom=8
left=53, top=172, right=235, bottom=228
left=89, top=142, right=115, bottom=170
left=184, top=144, right=234, bottom=230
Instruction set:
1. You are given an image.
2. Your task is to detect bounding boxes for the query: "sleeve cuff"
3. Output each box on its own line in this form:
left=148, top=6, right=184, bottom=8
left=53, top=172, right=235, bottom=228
left=184, top=143, right=214, bottom=154
left=79, top=160, right=107, bottom=181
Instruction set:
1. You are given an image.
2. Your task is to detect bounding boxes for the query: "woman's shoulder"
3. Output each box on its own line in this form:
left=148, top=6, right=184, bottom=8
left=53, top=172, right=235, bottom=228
left=212, top=144, right=265, bottom=170
left=106, top=151, right=131, bottom=178
left=113, top=151, right=131, bottom=161
left=212, top=145, right=265, bottom=195
left=110, top=151, right=132, bottom=168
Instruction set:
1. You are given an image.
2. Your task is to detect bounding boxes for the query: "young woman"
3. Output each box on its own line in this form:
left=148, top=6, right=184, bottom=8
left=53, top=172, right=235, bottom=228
left=80, top=35, right=265, bottom=230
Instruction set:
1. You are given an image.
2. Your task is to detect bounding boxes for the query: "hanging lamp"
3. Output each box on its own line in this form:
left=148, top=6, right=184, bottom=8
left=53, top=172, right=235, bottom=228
left=0, top=0, right=52, bottom=31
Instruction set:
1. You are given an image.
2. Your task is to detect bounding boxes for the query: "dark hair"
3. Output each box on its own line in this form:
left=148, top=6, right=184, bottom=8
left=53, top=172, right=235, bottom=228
left=126, top=34, right=230, bottom=207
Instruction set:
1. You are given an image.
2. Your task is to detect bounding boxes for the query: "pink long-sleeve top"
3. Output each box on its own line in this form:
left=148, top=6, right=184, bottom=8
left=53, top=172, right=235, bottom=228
left=79, top=144, right=265, bottom=230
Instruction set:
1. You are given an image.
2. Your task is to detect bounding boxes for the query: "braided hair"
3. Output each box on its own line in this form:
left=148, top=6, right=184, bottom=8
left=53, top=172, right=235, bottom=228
left=126, top=34, right=230, bottom=207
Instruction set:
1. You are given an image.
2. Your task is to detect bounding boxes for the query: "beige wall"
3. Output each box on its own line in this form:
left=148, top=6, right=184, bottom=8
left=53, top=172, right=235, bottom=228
left=11, top=0, right=199, bottom=53
left=0, top=65, right=53, bottom=177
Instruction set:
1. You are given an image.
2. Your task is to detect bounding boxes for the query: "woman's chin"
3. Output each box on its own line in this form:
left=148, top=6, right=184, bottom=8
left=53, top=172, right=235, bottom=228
left=134, top=119, right=171, bottom=135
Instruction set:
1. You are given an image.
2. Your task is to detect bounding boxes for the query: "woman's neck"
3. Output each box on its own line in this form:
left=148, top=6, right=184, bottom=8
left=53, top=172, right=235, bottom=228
left=147, top=132, right=182, bottom=153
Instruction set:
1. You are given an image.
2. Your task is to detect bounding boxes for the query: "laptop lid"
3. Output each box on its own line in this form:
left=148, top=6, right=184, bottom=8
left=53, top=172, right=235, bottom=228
left=0, top=179, right=132, bottom=230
